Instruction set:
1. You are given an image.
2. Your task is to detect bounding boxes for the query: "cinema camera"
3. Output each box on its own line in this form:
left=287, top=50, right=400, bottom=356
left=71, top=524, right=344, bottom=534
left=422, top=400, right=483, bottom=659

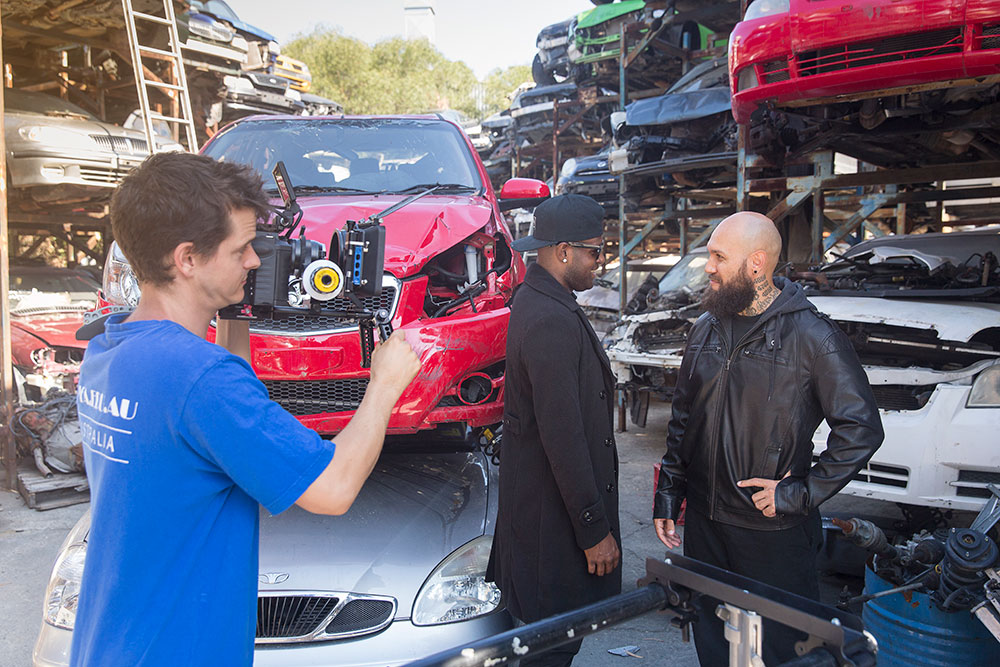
left=218, top=161, right=402, bottom=367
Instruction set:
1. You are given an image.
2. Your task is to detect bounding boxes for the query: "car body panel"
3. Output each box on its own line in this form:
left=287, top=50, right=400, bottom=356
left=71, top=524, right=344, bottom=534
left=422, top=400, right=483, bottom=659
left=729, top=0, right=1000, bottom=123
left=257, top=452, right=489, bottom=608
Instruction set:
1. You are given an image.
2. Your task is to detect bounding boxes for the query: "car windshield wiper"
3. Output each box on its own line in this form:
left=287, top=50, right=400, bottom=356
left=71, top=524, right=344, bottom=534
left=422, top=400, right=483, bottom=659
left=265, top=184, right=380, bottom=195
left=391, top=183, right=478, bottom=194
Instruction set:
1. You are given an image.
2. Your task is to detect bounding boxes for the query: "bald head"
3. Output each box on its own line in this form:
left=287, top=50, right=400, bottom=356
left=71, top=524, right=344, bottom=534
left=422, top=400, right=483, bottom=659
left=710, top=212, right=782, bottom=274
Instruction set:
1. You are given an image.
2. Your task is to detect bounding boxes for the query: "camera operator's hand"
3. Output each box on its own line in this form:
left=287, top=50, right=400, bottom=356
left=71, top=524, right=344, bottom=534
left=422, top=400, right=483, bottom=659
left=368, top=330, right=421, bottom=400
left=583, top=533, right=620, bottom=576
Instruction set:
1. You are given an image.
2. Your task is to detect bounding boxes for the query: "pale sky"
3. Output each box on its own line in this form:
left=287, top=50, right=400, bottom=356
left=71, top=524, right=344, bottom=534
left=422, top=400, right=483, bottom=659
left=228, top=0, right=592, bottom=79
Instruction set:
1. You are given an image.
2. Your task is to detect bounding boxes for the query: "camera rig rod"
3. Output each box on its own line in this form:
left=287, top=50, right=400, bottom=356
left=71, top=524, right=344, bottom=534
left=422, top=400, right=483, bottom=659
left=402, top=553, right=876, bottom=667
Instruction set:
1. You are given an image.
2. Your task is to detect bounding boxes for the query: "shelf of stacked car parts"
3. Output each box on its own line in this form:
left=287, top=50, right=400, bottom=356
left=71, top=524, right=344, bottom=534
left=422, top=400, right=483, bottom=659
left=508, top=56, right=735, bottom=262
left=0, top=1, right=198, bottom=491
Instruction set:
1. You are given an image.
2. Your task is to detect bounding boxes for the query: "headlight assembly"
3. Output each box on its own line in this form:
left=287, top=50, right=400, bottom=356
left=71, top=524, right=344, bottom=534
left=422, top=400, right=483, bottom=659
left=43, top=512, right=91, bottom=631
left=103, top=241, right=142, bottom=308
left=19, top=125, right=98, bottom=151
left=967, top=365, right=1000, bottom=408
left=411, top=535, right=501, bottom=625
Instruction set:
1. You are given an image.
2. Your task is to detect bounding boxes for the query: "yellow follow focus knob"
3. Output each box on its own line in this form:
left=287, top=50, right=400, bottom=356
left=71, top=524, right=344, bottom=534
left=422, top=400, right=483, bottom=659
left=302, top=260, right=345, bottom=301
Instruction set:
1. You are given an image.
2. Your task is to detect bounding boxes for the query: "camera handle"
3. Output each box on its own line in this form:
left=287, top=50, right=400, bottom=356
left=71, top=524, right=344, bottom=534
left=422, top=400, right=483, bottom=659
left=350, top=290, right=393, bottom=368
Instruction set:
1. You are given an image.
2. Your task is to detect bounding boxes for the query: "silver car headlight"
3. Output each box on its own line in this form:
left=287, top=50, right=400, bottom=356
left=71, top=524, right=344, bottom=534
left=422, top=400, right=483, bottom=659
left=560, top=158, right=578, bottom=179
left=411, top=536, right=501, bottom=626
left=188, top=15, right=234, bottom=43
left=103, top=241, right=141, bottom=307
left=43, top=512, right=90, bottom=630
left=19, top=125, right=98, bottom=151
left=968, top=365, right=1000, bottom=408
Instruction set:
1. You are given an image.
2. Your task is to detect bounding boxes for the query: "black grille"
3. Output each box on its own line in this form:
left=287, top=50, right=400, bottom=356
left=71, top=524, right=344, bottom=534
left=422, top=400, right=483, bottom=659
left=257, top=595, right=339, bottom=639
left=797, top=27, right=962, bottom=76
left=813, top=456, right=908, bottom=488
left=249, top=287, right=397, bottom=334
left=762, top=58, right=790, bottom=83
left=958, top=470, right=1000, bottom=484
left=263, top=378, right=369, bottom=415
left=325, top=599, right=394, bottom=634
left=871, top=384, right=935, bottom=411
left=981, top=24, right=1000, bottom=50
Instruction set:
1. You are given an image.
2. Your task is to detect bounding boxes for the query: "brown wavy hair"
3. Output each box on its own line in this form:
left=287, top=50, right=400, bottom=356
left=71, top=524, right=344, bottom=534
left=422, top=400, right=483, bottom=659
left=110, top=152, right=269, bottom=285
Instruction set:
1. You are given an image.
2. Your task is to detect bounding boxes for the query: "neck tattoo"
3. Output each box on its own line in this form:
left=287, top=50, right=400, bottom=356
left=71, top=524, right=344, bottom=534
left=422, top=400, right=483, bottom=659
left=740, top=275, right=779, bottom=316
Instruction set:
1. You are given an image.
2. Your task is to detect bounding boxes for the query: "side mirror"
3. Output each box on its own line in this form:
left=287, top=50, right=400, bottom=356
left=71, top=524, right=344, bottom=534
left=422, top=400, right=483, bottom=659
left=498, top=178, right=550, bottom=212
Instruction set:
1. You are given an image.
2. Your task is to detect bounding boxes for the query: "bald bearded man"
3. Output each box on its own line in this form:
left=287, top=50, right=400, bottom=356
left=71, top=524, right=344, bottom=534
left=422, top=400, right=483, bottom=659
left=652, top=212, right=883, bottom=665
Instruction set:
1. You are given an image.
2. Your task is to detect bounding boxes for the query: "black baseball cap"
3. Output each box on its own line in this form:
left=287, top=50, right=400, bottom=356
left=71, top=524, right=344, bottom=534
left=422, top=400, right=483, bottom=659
left=511, top=194, right=605, bottom=252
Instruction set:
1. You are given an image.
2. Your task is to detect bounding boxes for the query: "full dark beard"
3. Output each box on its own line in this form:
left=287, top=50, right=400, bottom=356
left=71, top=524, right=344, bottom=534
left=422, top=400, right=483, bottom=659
left=701, top=267, right=755, bottom=318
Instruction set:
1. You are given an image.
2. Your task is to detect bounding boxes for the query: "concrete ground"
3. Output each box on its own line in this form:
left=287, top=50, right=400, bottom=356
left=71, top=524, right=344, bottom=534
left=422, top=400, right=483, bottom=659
left=0, top=400, right=890, bottom=666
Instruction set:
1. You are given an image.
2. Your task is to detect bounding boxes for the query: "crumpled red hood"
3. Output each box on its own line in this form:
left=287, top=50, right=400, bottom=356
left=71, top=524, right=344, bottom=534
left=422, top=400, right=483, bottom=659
left=11, top=312, right=88, bottom=350
left=287, top=194, right=500, bottom=278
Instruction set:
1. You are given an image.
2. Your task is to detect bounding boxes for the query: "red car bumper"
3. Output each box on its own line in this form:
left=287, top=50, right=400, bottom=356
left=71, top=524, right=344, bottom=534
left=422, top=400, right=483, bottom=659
left=729, top=0, right=1000, bottom=124
left=212, top=275, right=512, bottom=436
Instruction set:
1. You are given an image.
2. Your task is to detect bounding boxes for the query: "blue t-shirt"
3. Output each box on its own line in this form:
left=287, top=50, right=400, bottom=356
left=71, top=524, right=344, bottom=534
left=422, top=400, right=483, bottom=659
left=70, top=314, right=334, bottom=666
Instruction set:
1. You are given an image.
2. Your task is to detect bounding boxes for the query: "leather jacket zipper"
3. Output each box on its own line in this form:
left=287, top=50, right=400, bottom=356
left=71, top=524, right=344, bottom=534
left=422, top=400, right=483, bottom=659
left=707, top=320, right=766, bottom=520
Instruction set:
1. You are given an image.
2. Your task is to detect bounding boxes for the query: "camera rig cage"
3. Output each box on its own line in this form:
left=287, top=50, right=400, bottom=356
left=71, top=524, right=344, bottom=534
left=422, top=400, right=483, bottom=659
left=218, top=161, right=427, bottom=367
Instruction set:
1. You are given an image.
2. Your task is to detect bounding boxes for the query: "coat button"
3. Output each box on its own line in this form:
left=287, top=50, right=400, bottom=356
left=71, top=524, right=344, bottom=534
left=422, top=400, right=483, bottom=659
left=582, top=511, right=593, bottom=523
left=743, top=349, right=750, bottom=355
left=599, top=390, right=607, bottom=399
left=606, top=484, right=615, bottom=493
left=604, top=437, right=613, bottom=447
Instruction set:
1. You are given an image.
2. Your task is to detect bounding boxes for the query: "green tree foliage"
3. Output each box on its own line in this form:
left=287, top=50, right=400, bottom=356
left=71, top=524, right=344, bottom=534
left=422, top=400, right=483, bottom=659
left=482, top=65, right=533, bottom=115
left=285, top=27, right=530, bottom=119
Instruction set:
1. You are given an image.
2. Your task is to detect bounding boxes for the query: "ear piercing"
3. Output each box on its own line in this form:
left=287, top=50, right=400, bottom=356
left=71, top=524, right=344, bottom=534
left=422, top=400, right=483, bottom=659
left=562, top=258, right=568, bottom=263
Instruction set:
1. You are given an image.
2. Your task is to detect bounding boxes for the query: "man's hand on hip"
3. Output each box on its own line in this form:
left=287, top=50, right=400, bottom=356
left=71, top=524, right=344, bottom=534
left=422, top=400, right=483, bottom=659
left=584, top=533, right=620, bottom=576
left=737, top=471, right=791, bottom=518
left=368, top=330, right=421, bottom=400
left=654, top=518, right=682, bottom=549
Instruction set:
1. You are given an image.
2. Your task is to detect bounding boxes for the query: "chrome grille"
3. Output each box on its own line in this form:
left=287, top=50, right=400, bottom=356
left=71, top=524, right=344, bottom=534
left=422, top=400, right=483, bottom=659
left=89, top=135, right=149, bottom=154
left=797, top=27, right=962, bottom=76
left=256, top=593, right=396, bottom=644
left=262, top=378, right=369, bottom=415
left=257, top=595, right=340, bottom=639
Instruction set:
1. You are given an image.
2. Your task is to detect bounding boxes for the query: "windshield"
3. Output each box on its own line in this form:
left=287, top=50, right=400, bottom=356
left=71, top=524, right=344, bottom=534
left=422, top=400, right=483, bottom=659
left=8, top=268, right=100, bottom=311
left=198, top=0, right=239, bottom=21
left=657, top=253, right=710, bottom=294
left=203, top=118, right=483, bottom=196
left=4, top=89, right=97, bottom=119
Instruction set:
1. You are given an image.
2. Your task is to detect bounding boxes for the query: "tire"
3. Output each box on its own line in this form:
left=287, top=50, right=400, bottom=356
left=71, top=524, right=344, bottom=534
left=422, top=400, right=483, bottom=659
left=532, top=53, right=556, bottom=87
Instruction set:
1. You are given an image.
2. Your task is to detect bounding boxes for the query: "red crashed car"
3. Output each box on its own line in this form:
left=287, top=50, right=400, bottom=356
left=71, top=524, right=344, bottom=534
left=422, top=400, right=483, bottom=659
left=101, top=115, right=547, bottom=436
left=9, top=264, right=100, bottom=401
left=729, top=0, right=1000, bottom=124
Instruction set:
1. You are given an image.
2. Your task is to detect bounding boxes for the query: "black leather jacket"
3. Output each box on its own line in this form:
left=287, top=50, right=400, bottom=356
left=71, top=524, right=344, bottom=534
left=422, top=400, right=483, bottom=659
left=653, top=279, right=884, bottom=530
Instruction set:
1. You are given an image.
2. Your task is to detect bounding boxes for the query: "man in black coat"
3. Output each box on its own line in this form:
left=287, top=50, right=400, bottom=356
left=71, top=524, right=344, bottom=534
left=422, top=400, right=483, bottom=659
left=653, top=211, right=884, bottom=666
left=487, top=194, right=621, bottom=666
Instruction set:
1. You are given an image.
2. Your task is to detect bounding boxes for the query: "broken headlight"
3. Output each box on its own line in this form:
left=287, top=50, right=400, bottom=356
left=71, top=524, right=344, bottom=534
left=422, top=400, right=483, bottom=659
left=102, top=241, right=141, bottom=308
left=411, top=535, right=501, bottom=625
left=967, top=365, right=1000, bottom=408
left=43, top=511, right=90, bottom=631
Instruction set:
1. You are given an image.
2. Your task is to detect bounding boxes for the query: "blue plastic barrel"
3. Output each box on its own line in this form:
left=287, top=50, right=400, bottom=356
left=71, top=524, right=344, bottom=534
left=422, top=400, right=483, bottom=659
left=863, top=566, right=1000, bottom=666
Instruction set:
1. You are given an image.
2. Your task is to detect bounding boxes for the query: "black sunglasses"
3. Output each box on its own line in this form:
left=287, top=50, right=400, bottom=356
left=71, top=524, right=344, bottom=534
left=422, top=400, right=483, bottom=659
left=564, top=242, right=603, bottom=257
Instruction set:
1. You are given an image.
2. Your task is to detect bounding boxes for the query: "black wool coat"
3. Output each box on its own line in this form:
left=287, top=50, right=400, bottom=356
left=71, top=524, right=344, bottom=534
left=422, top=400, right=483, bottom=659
left=486, top=263, right=621, bottom=622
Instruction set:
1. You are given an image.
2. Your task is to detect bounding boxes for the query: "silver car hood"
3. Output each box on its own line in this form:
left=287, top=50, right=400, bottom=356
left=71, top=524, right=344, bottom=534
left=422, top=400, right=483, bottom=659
left=257, top=450, right=492, bottom=613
